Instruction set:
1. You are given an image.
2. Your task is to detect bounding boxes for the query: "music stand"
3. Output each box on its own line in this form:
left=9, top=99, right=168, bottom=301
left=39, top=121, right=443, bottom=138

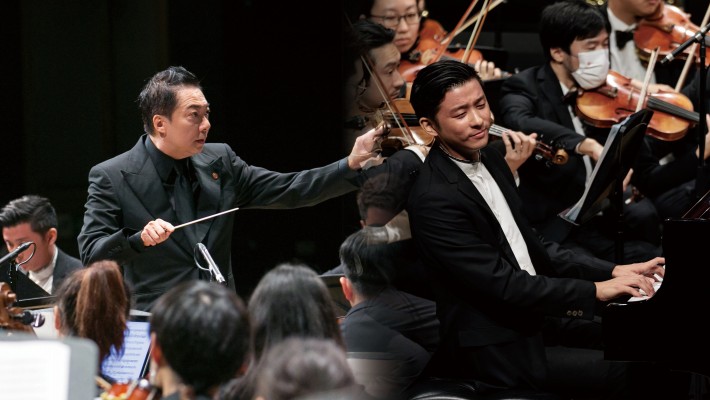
left=0, top=261, right=54, bottom=309
left=559, top=109, right=654, bottom=263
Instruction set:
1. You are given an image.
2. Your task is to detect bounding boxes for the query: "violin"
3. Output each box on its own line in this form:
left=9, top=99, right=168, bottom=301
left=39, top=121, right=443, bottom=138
left=401, top=26, right=484, bottom=82
left=369, top=98, right=568, bottom=164
left=575, top=70, right=699, bottom=141
left=634, top=3, right=710, bottom=67
left=0, top=281, right=44, bottom=335
left=99, top=378, right=160, bottom=400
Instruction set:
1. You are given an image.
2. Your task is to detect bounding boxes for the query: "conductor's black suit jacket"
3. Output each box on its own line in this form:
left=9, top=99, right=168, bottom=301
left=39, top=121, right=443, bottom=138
left=78, top=134, right=364, bottom=310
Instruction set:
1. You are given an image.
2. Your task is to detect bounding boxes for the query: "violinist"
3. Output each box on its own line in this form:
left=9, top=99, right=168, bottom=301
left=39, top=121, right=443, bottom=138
left=600, top=0, right=685, bottom=88
left=347, top=0, right=502, bottom=83
left=499, top=0, right=663, bottom=264
left=148, top=280, right=249, bottom=400
left=630, top=67, right=710, bottom=219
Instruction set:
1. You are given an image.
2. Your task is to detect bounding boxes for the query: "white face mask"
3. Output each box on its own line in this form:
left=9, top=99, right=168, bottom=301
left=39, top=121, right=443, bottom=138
left=571, top=48, right=609, bottom=90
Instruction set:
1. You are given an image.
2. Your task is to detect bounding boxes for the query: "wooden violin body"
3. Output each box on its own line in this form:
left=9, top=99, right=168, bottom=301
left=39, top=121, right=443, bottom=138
left=634, top=3, right=710, bottom=67
left=575, top=70, right=698, bottom=141
left=400, top=18, right=483, bottom=82
left=100, top=378, right=160, bottom=400
left=0, top=282, right=40, bottom=335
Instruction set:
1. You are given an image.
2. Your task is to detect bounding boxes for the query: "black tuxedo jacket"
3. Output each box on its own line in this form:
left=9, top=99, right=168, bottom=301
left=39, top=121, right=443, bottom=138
left=78, top=135, right=363, bottom=310
left=406, top=145, right=611, bottom=389
left=53, top=247, right=83, bottom=293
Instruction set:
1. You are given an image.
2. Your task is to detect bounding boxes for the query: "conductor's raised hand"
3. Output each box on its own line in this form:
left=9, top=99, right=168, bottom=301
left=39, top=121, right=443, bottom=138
left=140, top=218, right=175, bottom=247
left=348, top=123, right=387, bottom=170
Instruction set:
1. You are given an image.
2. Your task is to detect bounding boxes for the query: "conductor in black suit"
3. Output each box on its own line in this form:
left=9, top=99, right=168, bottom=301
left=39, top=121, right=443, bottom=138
left=77, top=66, right=387, bottom=311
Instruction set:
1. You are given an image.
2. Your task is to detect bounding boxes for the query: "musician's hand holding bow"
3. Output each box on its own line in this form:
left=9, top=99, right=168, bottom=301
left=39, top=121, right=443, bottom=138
left=474, top=59, right=502, bottom=81
left=141, top=219, right=175, bottom=247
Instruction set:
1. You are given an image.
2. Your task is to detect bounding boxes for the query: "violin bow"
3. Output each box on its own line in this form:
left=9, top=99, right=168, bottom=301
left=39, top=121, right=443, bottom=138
left=674, top=3, right=710, bottom=92
left=342, top=12, right=416, bottom=145
left=360, top=52, right=417, bottom=145
left=451, top=0, right=505, bottom=40
left=636, top=47, right=660, bottom=113
left=462, top=0, right=493, bottom=64
left=432, top=0, right=480, bottom=64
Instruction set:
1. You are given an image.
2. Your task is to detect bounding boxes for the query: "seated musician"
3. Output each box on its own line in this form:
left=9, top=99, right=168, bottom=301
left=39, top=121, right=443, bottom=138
left=499, top=0, right=663, bottom=262
left=600, top=0, right=686, bottom=88
left=346, top=0, right=502, bottom=83
left=405, top=58, right=667, bottom=399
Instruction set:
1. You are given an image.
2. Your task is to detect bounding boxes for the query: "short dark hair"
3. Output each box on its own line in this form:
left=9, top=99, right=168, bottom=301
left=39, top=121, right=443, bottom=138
left=137, top=66, right=202, bottom=134
left=0, top=195, right=57, bottom=234
left=410, top=60, right=482, bottom=123
left=539, top=0, right=606, bottom=61
left=339, top=227, right=397, bottom=297
left=150, top=280, right=249, bottom=395
left=343, top=19, right=397, bottom=92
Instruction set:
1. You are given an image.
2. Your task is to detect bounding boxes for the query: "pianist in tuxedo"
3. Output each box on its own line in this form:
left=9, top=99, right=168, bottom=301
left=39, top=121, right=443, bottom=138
left=0, top=194, right=83, bottom=294
left=406, top=59, right=667, bottom=399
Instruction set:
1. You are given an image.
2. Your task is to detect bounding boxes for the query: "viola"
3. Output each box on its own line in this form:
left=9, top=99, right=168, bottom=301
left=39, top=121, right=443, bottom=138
left=634, top=3, right=710, bottom=67
left=575, top=70, right=699, bottom=141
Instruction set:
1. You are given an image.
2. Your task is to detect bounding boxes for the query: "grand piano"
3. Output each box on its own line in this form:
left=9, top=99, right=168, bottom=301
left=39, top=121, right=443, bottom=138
left=603, top=192, right=710, bottom=378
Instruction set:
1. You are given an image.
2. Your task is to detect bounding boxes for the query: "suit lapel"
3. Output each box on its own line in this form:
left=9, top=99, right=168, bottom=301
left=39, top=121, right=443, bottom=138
left=539, top=64, right=576, bottom=129
left=430, top=147, right=494, bottom=217
left=122, top=137, right=193, bottom=253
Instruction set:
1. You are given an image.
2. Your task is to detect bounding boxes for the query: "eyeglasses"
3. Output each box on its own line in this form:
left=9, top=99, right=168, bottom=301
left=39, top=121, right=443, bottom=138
left=370, top=12, right=421, bottom=28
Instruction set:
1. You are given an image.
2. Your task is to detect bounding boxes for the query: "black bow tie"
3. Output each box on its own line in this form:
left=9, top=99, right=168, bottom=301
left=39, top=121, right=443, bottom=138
left=615, top=30, right=635, bottom=49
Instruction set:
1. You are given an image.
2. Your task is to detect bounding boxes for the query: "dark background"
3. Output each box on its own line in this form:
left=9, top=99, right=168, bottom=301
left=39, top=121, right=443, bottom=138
left=0, top=0, right=699, bottom=299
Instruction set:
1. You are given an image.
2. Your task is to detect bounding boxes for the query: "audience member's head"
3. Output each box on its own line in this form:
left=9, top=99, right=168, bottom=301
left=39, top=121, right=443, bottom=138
left=149, top=280, right=249, bottom=398
left=253, top=337, right=359, bottom=400
left=220, top=263, right=343, bottom=400
left=248, top=263, right=344, bottom=361
left=339, top=228, right=397, bottom=302
left=0, top=194, right=59, bottom=273
left=53, top=260, right=130, bottom=362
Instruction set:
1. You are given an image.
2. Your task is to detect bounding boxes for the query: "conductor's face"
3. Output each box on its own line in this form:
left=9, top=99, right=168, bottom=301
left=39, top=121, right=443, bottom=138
left=153, top=86, right=211, bottom=160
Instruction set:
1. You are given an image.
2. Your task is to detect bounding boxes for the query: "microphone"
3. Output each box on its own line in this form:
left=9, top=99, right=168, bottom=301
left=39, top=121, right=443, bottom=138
left=196, top=243, right=226, bottom=284
left=660, top=23, right=710, bottom=65
left=0, top=242, right=34, bottom=266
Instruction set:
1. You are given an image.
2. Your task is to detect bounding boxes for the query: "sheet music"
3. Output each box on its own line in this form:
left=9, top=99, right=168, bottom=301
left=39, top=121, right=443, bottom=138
left=0, top=341, right=70, bottom=399
left=560, top=122, right=622, bottom=223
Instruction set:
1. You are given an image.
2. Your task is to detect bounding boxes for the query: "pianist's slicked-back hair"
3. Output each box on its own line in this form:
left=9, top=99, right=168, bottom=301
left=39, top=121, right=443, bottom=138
left=0, top=194, right=57, bottom=234
left=410, top=60, right=482, bottom=123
